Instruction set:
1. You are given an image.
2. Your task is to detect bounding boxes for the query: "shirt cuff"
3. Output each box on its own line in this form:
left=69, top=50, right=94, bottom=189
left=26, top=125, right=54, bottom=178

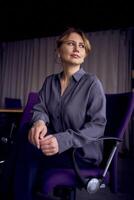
left=54, top=131, right=73, bottom=153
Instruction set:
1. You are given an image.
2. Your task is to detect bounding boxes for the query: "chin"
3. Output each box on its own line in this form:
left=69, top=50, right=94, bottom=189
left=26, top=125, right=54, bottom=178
left=71, top=59, right=84, bottom=65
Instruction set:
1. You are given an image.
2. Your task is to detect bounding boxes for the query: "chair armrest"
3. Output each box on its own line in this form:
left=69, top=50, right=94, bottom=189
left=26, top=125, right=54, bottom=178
left=72, top=136, right=122, bottom=188
left=96, top=136, right=122, bottom=143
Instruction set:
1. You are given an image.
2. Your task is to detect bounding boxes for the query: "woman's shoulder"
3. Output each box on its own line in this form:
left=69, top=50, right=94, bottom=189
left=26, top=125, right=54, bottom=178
left=84, top=71, right=99, bottom=82
left=44, top=73, right=59, bottom=81
left=83, top=72, right=104, bottom=89
left=46, top=73, right=55, bottom=79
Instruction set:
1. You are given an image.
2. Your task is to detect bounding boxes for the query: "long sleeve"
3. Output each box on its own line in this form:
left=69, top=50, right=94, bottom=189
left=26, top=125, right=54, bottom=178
left=30, top=78, right=50, bottom=126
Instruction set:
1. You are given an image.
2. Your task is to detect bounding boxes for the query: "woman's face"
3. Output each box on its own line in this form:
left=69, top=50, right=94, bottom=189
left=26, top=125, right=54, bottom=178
left=58, top=32, right=87, bottom=66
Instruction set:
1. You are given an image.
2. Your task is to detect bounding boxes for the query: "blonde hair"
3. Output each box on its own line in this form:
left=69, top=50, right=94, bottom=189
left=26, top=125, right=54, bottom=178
left=56, top=27, right=91, bottom=55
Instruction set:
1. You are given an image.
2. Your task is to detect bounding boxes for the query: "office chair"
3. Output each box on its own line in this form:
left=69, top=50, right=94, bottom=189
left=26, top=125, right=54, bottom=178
left=4, top=97, right=22, bottom=109
left=19, top=92, right=134, bottom=200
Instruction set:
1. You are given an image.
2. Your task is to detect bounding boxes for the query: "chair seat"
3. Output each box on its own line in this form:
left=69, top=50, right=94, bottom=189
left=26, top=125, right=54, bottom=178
left=39, top=168, right=110, bottom=195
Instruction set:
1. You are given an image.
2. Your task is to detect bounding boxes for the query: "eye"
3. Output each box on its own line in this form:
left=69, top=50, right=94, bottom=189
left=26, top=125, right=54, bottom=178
left=79, top=43, right=85, bottom=48
left=67, top=41, right=75, bottom=46
left=63, top=40, right=85, bottom=49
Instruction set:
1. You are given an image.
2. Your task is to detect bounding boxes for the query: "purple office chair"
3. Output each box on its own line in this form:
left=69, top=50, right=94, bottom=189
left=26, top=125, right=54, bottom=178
left=19, top=92, right=134, bottom=200
left=5, top=97, right=22, bottom=109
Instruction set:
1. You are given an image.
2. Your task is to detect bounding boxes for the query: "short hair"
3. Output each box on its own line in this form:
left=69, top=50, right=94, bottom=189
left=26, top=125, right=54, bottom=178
left=56, top=27, right=91, bottom=55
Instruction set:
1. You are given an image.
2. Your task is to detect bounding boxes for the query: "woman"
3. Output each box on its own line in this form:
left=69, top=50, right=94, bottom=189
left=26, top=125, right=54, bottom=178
left=27, top=27, right=106, bottom=197
left=2, top=27, right=106, bottom=200
left=29, top=27, right=106, bottom=160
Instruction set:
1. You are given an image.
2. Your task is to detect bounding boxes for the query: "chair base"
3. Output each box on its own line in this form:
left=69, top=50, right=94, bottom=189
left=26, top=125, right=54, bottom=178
left=36, top=192, right=60, bottom=200
left=36, top=186, right=76, bottom=200
left=53, top=185, right=76, bottom=200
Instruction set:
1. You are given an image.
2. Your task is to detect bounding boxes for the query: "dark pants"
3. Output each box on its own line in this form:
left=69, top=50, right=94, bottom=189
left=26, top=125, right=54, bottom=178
left=1, top=126, right=74, bottom=200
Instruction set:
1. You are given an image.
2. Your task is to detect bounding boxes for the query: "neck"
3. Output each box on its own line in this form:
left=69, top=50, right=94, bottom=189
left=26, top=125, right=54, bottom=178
left=62, top=65, right=80, bottom=80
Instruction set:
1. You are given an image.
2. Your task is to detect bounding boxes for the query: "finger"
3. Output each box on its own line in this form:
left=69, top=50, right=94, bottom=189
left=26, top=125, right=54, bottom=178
left=41, top=148, right=57, bottom=156
left=41, top=148, right=55, bottom=155
left=39, top=129, right=47, bottom=139
left=40, top=139, right=58, bottom=156
left=40, top=138, right=55, bottom=150
left=40, top=138, right=53, bottom=147
left=43, top=134, right=53, bottom=141
left=34, top=128, right=40, bottom=148
left=29, top=126, right=40, bottom=148
left=28, top=129, right=35, bottom=145
left=40, top=139, right=52, bottom=148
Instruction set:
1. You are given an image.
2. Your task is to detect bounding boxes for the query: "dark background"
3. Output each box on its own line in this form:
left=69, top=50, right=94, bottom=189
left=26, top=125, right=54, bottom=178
left=0, top=0, right=133, bottom=41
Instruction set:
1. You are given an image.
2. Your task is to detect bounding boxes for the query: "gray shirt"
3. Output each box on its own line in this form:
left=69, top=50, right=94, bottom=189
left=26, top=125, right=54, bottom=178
left=31, top=68, right=107, bottom=165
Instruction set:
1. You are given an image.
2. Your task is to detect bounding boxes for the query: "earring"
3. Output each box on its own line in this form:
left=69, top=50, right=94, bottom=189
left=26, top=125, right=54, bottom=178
left=56, top=54, right=61, bottom=65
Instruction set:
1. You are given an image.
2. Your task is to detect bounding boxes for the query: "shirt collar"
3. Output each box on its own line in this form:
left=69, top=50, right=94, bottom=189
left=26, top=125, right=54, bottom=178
left=73, top=68, right=86, bottom=82
left=58, top=68, right=86, bottom=82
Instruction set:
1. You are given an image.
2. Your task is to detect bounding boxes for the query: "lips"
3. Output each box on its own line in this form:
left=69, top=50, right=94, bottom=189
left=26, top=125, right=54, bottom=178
left=70, top=54, right=80, bottom=58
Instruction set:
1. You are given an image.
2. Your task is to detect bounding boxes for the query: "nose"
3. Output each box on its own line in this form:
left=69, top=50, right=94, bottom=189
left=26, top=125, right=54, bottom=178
left=73, top=43, right=79, bottom=52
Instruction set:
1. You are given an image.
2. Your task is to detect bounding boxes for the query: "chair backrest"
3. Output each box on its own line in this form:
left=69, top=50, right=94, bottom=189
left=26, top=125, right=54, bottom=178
left=102, top=92, right=134, bottom=165
left=105, top=92, right=134, bottom=139
left=19, top=92, right=39, bottom=129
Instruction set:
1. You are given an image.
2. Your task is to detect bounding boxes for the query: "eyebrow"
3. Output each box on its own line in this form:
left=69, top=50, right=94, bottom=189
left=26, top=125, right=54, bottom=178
left=64, top=40, right=84, bottom=44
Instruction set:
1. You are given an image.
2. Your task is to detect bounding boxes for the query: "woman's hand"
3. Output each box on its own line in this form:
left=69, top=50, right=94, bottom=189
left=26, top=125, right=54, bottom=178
left=28, top=120, right=47, bottom=149
left=40, top=134, right=59, bottom=156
